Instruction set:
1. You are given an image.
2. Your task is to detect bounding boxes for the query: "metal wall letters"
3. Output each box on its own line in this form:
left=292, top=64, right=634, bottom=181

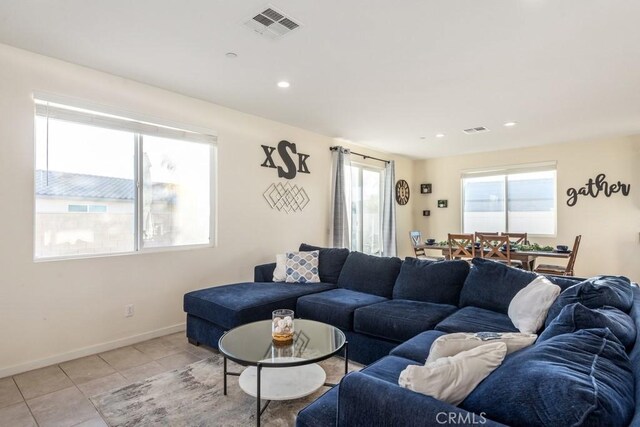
left=261, top=140, right=310, bottom=179
left=566, top=173, right=630, bottom=207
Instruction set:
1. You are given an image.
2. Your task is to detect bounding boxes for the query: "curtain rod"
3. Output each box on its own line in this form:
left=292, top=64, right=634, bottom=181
left=329, top=146, right=390, bottom=164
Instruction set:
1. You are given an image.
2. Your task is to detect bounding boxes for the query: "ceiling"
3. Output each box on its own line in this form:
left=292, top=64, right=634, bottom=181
left=0, top=0, right=639, bottom=159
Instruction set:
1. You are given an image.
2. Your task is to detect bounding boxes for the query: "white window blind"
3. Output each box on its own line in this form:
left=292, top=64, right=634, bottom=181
left=34, top=99, right=216, bottom=145
left=462, top=162, right=557, bottom=236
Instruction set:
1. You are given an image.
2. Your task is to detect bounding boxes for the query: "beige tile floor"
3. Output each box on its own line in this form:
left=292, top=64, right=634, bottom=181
left=0, top=332, right=215, bottom=427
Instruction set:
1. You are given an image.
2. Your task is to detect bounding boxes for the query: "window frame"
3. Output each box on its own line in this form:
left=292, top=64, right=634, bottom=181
left=460, top=162, right=557, bottom=238
left=33, top=95, right=218, bottom=262
left=349, top=160, right=385, bottom=255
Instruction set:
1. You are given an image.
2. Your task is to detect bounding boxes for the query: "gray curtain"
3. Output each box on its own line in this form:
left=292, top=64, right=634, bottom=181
left=382, top=160, right=397, bottom=256
left=330, top=147, right=352, bottom=248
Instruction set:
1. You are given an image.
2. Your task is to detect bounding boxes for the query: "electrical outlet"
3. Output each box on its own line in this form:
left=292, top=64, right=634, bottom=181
left=125, top=304, right=135, bottom=318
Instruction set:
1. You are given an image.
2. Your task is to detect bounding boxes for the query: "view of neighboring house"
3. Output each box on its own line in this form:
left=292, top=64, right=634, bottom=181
left=35, top=169, right=175, bottom=257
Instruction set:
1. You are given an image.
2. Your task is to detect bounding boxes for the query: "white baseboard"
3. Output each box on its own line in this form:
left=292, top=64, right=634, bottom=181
left=0, top=323, right=186, bottom=378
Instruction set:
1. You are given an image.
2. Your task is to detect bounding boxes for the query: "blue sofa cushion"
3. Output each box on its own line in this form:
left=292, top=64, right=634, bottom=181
left=337, top=372, right=505, bottom=427
left=296, top=288, right=387, bottom=330
left=545, top=275, right=634, bottom=327
left=359, top=355, right=421, bottom=384
left=627, top=287, right=640, bottom=427
left=354, top=300, right=457, bottom=343
left=393, top=258, right=470, bottom=305
left=434, top=306, right=518, bottom=334
left=390, top=330, right=447, bottom=363
left=459, top=258, right=537, bottom=314
left=337, top=252, right=402, bottom=298
left=296, top=386, right=338, bottom=427
left=539, top=303, right=636, bottom=350
left=462, top=328, right=634, bottom=427
left=546, top=275, right=582, bottom=291
left=254, top=262, right=276, bottom=282
left=299, top=243, right=350, bottom=284
left=183, top=282, right=336, bottom=330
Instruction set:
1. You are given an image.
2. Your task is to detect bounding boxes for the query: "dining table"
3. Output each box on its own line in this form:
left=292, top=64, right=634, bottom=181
left=416, top=243, right=571, bottom=271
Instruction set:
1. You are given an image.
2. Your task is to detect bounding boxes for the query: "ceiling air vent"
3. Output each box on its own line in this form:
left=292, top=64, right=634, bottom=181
left=463, top=126, right=490, bottom=135
left=243, top=5, right=302, bottom=40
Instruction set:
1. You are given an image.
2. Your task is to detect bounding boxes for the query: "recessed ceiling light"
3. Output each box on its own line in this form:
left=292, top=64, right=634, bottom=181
left=225, top=52, right=238, bottom=58
left=435, top=133, right=445, bottom=138
left=277, top=81, right=290, bottom=88
left=504, top=121, right=518, bottom=127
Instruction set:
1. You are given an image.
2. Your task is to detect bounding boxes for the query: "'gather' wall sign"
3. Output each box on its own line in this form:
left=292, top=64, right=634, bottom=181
left=566, top=173, right=630, bottom=207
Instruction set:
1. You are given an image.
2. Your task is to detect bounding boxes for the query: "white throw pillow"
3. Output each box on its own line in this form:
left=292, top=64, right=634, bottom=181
left=426, top=332, right=537, bottom=363
left=399, top=342, right=507, bottom=405
left=285, top=251, right=320, bottom=283
left=272, top=254, right=286, bottom=282
left=508, top=275, right=561, bottom=334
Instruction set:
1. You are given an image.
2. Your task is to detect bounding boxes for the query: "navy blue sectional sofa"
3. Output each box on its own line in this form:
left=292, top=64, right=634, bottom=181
left=183, top=244, right=640, bottom=426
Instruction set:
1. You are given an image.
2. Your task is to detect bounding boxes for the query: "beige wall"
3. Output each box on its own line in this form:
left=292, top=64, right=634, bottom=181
left=0, top=44, right=414, bottom=376
left=412, top=137, right=640, bottom=279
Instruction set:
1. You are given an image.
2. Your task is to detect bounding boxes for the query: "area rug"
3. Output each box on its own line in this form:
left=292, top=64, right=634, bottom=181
left=92, top=352, right=361, bottom=427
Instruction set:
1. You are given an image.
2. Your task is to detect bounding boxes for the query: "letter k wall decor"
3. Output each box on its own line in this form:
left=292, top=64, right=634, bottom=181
left=261, top=140, right=311, bottom=213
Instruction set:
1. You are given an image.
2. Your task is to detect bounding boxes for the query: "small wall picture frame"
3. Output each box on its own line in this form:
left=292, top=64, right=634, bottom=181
left=420, top=183, right=432, bottom=194
left=437, top=200, right=448, bottom=208
left=422, top=210, right=431, bottom=216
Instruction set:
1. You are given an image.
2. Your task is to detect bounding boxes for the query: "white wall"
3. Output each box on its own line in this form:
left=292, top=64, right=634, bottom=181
left=0, top=44, right=414, bottom=376
left=412, top=137, right=640, bottom=279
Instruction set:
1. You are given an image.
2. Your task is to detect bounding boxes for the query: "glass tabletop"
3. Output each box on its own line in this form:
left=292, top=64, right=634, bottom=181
left=218, top=319, right=346, bottom=367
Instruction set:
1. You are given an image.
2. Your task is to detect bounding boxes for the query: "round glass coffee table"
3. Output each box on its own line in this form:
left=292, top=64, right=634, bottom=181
left=218, top=319, right=348, bottom=427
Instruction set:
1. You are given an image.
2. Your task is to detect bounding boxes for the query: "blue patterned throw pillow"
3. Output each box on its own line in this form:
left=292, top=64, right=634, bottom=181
left=285, top=251, right=320, bottom=283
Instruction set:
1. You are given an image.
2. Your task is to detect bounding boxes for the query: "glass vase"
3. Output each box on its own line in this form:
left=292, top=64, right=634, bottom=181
left=272, top=309, right=294, bottom=344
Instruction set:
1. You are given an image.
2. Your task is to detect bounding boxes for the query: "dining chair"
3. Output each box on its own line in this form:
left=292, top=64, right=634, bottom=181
left=535, top=235, right=582, bottom=276
left=410, top=231, right=444, bottom=261
left=474, top=231, right=499, bottom=243
left=477, top=234, right=523, bottom=267
left=448, top=233, right=475, bottom=260
left=505, top=232, right=528, bottom=245
left=410, top=231, right=422, bottom=248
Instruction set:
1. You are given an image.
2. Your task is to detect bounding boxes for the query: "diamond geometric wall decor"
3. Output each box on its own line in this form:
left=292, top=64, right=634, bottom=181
left=263, top=182, right=310, bottom=213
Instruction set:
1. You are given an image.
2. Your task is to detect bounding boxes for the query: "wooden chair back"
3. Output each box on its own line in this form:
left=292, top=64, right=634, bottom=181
left=565, top=235, right=582, bottom=275
left=474, top=231, right=499, bottom=243
left=448, top=233, right=475, bottom=259
left=505, top=232, right=528, bottom=245
left=477, top=234, right=514, bottom=264
left=410, top=231, right=426, bottom=258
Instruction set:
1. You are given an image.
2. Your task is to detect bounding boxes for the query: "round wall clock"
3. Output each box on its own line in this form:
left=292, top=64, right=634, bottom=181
left=395, top=179, right=410, bottom=205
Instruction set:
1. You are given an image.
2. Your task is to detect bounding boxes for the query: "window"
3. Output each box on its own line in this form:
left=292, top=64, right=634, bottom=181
left=350, top=164, right=384, bottom=255
left=34, top=97, right=216, bottom=259
left=462, top=164, right=556, bottom=236
left=67, top=205, right=107, bottom=213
